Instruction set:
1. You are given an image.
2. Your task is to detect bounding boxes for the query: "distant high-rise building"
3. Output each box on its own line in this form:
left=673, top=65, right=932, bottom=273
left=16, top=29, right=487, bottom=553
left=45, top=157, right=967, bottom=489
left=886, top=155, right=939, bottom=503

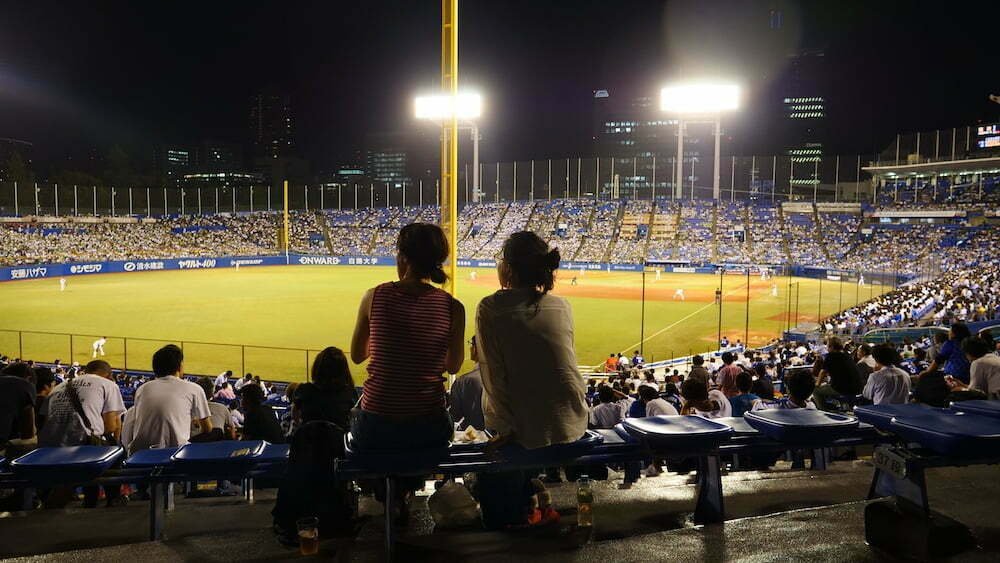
left=197, top=140, right=243, bottom=173
left=249, top=92, right=295, bottom=160
left=780, top=48, right=829, bottom=187
left=154, top=144, right=193, bottom=186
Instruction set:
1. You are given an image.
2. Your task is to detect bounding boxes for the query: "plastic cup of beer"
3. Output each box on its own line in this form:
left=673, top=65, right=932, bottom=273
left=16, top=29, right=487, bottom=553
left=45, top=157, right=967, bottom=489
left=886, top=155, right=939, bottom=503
left=297, top=516, right=319, bottom=555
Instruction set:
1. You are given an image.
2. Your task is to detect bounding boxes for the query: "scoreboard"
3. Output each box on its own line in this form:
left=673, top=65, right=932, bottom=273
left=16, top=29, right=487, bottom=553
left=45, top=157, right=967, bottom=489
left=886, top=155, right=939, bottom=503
left=976, top=123, right=1000, bottom=150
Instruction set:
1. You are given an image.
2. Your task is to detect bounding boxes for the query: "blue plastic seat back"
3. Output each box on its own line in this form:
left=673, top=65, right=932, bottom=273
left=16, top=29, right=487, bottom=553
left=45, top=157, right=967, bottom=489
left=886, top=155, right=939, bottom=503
left=11, top=446, right=123, bottom=485
left=744, top=409, right=858, bottom=444
left=891, top=410, right=1000, bottom=457
left=124, top=447, right=179, bottom=468
left=622, top=415, right=733, bottom=451
left=171, top=440, right=266, bottom=468
left=255, top=442, right=290, bottom=464
left=950, top=400, right=1000, bottom=419
left=715, top=416, right=759, bottom=436
left=854, top=403, right=934, bottom=431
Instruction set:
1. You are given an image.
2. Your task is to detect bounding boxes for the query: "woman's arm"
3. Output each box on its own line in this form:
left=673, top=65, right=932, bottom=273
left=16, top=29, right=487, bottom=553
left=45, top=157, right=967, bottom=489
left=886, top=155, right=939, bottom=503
left=350, top=288, right=375, bottom=364
left=444, top=298, right=466, bottom=374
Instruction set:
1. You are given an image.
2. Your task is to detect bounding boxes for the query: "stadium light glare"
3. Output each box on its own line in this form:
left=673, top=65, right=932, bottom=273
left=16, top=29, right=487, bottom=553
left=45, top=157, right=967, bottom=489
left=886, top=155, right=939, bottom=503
left=414, top=92, right=482, bottom=120
left=660, top=84, right=740, bottom=114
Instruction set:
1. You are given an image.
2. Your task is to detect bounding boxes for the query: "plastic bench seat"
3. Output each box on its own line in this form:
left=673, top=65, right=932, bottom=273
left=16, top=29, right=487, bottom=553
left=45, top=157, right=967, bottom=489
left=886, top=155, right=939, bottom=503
left=11, top=446, right=123, bottom=486
left=497, top=430, right=604, bottom=465
left=950, top=400, right=1000, bottom=419
left=343, top=435, right=451, bottom=475
left=124, top=447, right=181, bottom=468
left=854, top=404, right=935, bottom=431
left=622, top=415, right=733, bottom=451
left=890, top=410, right=1000, bottom=457
left=170, top=440, right=266, bottom=474
left=715, top=417, right=759, bottom=436
left=744, top=409, right=858, bottom=444
left=255, top=442, right=290, bottom=465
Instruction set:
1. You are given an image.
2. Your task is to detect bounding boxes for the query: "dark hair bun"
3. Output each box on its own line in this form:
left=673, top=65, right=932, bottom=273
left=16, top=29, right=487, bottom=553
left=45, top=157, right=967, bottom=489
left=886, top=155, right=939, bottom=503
left=545, top=248, right=561, bottom=270
left=397, top=223, right=450, bottom=284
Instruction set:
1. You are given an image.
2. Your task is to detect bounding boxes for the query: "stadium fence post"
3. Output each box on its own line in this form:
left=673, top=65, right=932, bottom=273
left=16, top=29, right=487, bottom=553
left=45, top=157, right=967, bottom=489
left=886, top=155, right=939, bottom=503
left=123, top=338, right=128, bottom=372
left=19, top=331, right=23, bottom=359
left=69, top=334, right=74, bottom=363
left=241, top=346, right=246, bottom=377
left=745, top=267, right=750, bottom=346
left=305, top=350, right=309, bottom=381
left=817, top=277, right=823, bottom=325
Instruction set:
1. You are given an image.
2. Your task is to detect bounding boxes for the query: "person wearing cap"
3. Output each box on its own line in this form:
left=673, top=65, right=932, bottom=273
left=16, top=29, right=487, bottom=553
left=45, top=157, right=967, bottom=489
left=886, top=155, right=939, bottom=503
left=449, top=336, right=485, bottom=431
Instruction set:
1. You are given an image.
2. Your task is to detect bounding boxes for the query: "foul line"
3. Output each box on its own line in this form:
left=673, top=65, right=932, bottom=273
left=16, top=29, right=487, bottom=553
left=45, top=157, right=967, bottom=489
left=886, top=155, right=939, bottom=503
left=616, top=279, right=753, bottom=359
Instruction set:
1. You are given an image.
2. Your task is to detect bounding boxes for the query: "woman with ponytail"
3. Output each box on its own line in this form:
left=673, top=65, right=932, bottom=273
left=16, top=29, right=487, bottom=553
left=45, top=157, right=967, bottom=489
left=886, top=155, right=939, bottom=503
left=349, top=223, right=465, bottom=520
left=475, top=231, right=588, bottom=529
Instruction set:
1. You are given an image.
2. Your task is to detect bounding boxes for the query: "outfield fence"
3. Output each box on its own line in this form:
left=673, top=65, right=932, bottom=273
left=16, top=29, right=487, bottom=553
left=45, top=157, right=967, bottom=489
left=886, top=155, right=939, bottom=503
left=0, top=329, right=319, bottom=381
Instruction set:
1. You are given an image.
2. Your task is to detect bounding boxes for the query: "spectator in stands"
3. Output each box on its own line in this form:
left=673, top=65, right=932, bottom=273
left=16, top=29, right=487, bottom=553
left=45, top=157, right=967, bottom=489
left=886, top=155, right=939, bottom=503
left=350, top=223, right=464, bottom=522
left=476, top=231, right=588, bottom=529
left=240, top=384, right=283, bottom=443
left=728, top=372, right=760, bottom=417
left=449, top=336, right=485, bottom=431
left=662, top=382, right=683, bottom=412
left=863, top=345, right=911, bottom=406
left=680, top=377, right=732, bottom=418
left=590, top=386, right=633, bottom=428
left=687, top=355, right=710, bottom=383
left=229, top=400, right=244, bottom=428
left=34, top=368, right=57, bottom=429
left=812, top=337, right=863, bottom=410
left=604, top=354, right=617, bottom=373
left=234, top=373, right=253, bottom=392
left=273, top=348, right=359, bottom=546
left=632, top=350, right=644, bottom=367
left=714, top=352, right=743, bottom=397
left=213, top=381, right=236, bottom=401
left=214, top=370, right=232, bottom=389
left=279, top=383, right=299, bottom=436
left=0, top=363, right=37, bottom=458
left=855, top=344, right=877, bottom=379
left=753, top=369, right=816, bottom=410
left=294, top=346, right=357, bottom=430
left=751, top=377, right=775, bottom=401
left=124, top=345, right=213, bottom=454
left=194, top=378, right=233, bottom=440
left=638, top=385, right=677, bottom=416
left=920, top=323, right=972, bottom=383
left=640, top=370, right=659, bottom=391
left=947, top=337, right=1000, bottom=399
left=37, top=360, right=125, bottom=508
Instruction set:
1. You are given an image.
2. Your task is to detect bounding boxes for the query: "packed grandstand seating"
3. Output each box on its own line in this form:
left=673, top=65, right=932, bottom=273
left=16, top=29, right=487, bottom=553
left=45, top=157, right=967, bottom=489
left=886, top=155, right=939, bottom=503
left=1, top=197, right=998, bottom=276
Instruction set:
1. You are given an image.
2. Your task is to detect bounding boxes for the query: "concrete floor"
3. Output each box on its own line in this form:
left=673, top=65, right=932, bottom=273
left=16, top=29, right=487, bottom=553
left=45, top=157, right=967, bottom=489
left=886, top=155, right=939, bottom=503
left=2, top=459, right=999, bottom=562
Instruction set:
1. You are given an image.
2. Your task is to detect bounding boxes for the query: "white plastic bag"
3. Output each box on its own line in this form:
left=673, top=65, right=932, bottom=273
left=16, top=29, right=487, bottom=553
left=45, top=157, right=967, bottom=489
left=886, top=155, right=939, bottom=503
left=427, top=480, right=481, bottom=529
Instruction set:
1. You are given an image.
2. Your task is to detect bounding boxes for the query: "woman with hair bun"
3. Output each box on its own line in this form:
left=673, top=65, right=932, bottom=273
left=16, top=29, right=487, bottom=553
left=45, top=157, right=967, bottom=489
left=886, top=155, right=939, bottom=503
left=475, top=231, right=588, bottom=529
left=350, top=223, right=465, bottom=520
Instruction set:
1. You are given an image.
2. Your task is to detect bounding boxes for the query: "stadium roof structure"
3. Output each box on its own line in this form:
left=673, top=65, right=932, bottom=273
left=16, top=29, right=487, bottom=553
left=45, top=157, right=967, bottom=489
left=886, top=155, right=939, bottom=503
left=863, top=156, right=1000, bottom=178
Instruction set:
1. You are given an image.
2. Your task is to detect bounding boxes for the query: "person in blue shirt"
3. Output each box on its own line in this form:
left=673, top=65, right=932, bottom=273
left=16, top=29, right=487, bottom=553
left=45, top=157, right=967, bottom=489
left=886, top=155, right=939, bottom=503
left=921, top=323, right=972, bottom=383
left=728, top=371, right=760, bottom=417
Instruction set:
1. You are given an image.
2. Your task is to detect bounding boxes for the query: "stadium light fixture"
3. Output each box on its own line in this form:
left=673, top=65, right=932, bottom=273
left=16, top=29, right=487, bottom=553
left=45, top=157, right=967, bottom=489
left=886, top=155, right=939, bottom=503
left=660, top=83, right=740, bottom=201
left=414, top=92, right=484, bottom=203
left=414, top=92, right=482, bottom=121
left=660, top=84, right=740, bottom=114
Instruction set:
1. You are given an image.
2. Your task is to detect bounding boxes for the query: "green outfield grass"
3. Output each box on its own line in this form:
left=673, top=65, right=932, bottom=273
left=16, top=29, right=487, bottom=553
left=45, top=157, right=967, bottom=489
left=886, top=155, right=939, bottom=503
left=0, top=266, right=891, bottom=382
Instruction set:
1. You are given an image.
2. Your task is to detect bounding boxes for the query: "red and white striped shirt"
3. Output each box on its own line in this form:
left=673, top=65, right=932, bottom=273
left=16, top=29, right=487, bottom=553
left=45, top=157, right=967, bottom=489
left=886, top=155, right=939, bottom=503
left=361, top=282, right=453, bottom=416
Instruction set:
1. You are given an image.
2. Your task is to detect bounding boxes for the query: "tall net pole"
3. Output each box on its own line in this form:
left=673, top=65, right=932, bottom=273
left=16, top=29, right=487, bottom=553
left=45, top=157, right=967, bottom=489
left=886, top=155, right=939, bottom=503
left=440, top=0, right=459, bottom=294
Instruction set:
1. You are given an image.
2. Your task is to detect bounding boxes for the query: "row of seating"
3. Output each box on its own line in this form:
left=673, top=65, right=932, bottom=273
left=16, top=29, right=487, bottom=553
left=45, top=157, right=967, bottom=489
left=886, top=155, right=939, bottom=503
left=3, top=403, right=997, bottom=558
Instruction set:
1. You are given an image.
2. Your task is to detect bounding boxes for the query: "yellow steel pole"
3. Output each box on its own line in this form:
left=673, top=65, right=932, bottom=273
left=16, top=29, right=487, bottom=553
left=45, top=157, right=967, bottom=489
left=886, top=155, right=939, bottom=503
left=283, top=180, right=290, bottom=260
left=441, top=0, right=459, bottom=294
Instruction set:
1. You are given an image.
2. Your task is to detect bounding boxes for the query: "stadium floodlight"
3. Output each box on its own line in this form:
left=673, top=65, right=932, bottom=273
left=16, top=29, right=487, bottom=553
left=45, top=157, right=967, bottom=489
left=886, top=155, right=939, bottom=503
left=414, top=92, right=482, bottom=121
left=414, top=92, right=484, bottom=203
left=660, top=83, right=740, bottom=201
left=660, top=84, right=739, bottom=114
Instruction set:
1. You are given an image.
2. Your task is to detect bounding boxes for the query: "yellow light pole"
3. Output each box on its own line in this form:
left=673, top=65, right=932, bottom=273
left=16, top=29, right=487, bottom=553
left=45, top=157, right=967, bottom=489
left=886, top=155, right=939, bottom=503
left=440, top=0, right=459, bottom=294
left=282, top=180, right=290, bottom=261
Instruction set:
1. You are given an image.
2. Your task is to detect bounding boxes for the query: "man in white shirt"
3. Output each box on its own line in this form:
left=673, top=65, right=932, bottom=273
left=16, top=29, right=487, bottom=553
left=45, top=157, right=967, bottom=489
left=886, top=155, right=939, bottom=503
left=37, top=359, right=125, bottom=507
left=862, top=345, right=911, bottom=406
left=589, top=386, right=633, bottom=429
left=949, top=337, right=1000, bottom=399
left=126, top=344, right=213, bottom=454
left=214, top=370, right=232, bottom=389
left=638, top=386, right=677, bottom=417
left=38, top=360, right=125, bottom=447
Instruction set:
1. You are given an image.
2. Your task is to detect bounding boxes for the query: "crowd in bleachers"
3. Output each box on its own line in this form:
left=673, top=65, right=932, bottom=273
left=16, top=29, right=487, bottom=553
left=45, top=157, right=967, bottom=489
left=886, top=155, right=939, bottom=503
left=1, top=199, right=997, bottom=274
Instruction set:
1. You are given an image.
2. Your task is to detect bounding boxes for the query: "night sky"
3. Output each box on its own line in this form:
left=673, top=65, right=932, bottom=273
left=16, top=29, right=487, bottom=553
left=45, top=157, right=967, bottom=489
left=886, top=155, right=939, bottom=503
left=0, top=0, right=997, bottom=172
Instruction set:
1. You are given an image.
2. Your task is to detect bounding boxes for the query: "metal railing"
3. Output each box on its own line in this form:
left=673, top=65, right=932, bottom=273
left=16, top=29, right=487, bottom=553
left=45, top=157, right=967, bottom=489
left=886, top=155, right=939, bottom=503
left=0, top=329, right=319, bottom=382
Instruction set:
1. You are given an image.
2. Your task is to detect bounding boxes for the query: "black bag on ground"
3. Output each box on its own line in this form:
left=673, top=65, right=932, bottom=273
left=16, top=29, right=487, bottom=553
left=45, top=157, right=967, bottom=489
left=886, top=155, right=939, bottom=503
left=272, top=421, right=356, bottom=538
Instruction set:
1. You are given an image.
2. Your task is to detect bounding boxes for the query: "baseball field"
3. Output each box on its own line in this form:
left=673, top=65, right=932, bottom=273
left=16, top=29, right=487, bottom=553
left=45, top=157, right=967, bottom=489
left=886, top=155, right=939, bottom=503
left=0, top=265, right=890, bottom=382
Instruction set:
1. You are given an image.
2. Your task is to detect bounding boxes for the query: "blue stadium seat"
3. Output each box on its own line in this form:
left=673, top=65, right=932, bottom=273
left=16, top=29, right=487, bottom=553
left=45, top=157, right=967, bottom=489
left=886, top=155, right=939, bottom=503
left=854, top=403, right=935, bottom=431
left=123, top=447, right=180, bottom=468
left=949, top=400, right=1000, bottom=419
left=622, top=415, right=733, bottom=451
left=11, top=446, right=123, bottom=486
left=170, top=440, right=267, bottom=474
left=744, top=409, right=859, bottom=444
left=888, top=410, right=1000, bottom=457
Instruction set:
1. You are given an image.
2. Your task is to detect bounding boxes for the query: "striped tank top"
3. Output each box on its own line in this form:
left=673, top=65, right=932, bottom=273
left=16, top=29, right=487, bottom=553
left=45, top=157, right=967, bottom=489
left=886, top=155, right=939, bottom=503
left=361, top=281, right=454, bottom=416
